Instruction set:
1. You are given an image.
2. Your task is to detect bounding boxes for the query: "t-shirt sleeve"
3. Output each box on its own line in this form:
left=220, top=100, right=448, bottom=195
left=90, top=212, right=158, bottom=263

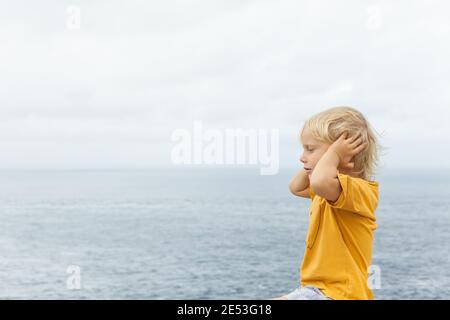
left=325, top=173, right=379, bottom=218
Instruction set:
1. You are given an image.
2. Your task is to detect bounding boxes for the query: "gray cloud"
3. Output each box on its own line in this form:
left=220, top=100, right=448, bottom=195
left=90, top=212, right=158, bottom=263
left=1, top=0, right=449, bottom=169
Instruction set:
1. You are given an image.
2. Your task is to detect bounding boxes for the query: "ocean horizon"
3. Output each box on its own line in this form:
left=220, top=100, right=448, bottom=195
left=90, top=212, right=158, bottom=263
left=1, top=167, right=449, bottom=299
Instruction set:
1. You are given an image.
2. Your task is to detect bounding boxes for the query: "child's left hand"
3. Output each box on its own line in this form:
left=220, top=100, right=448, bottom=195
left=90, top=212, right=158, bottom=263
left=329, top=132, right=368, bottom=170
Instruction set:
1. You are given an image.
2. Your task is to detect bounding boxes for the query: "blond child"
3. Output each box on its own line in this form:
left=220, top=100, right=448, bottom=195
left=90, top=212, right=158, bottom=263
left=274, top=106, right=381, bottom=300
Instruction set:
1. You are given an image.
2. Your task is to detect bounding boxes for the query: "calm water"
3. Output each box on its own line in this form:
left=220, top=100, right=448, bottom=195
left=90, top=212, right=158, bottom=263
left=0, top=168, right=449, bottom=299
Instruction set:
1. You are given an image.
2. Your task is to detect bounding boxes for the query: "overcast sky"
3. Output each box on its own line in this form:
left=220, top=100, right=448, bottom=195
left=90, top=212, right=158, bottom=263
left=1, top=0, right=450, bottom=170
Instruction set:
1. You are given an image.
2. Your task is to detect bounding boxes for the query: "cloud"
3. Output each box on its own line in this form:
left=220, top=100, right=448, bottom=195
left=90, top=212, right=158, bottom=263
left=1, top=0, right=449, bottom=169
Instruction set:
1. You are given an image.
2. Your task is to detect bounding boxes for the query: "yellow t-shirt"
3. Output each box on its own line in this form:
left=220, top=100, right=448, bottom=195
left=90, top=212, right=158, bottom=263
left=300, top=172, right=379, bottom=300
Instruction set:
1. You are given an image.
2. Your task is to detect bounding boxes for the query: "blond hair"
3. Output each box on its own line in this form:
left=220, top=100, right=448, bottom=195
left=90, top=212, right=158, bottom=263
left=304, top=106, right=385, bottom=181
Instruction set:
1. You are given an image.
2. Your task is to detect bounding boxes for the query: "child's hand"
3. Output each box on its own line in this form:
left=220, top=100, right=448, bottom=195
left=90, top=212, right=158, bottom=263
left=329, top=132, right=367, bottom=170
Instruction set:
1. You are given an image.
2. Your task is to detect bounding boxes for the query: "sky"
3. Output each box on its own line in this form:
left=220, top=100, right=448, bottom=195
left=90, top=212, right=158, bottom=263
left=1, top=0, right=450, bottom=170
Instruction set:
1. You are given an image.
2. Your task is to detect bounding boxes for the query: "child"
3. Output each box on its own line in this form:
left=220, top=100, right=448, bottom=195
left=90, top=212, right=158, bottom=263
left=273, top=106, right=381, bottom=300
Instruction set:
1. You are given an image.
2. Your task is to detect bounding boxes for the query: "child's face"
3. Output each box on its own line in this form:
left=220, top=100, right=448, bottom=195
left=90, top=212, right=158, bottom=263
left=299, top=126, right=330, bottom=177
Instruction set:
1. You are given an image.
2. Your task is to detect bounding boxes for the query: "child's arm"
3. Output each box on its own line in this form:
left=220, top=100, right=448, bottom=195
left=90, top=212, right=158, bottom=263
left=310, top=132, right=367, bottom=202
left=289, top=168, right=310, bottom=198
left=309, top=148, right=341, bottom=202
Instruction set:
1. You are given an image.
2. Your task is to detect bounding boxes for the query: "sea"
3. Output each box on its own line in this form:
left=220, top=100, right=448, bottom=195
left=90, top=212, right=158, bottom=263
left=0, top=168, right=449, bottom=299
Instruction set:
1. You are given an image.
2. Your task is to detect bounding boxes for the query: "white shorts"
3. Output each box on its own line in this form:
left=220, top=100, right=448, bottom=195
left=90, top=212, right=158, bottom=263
left=285, top=285, right=333, bottom=300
